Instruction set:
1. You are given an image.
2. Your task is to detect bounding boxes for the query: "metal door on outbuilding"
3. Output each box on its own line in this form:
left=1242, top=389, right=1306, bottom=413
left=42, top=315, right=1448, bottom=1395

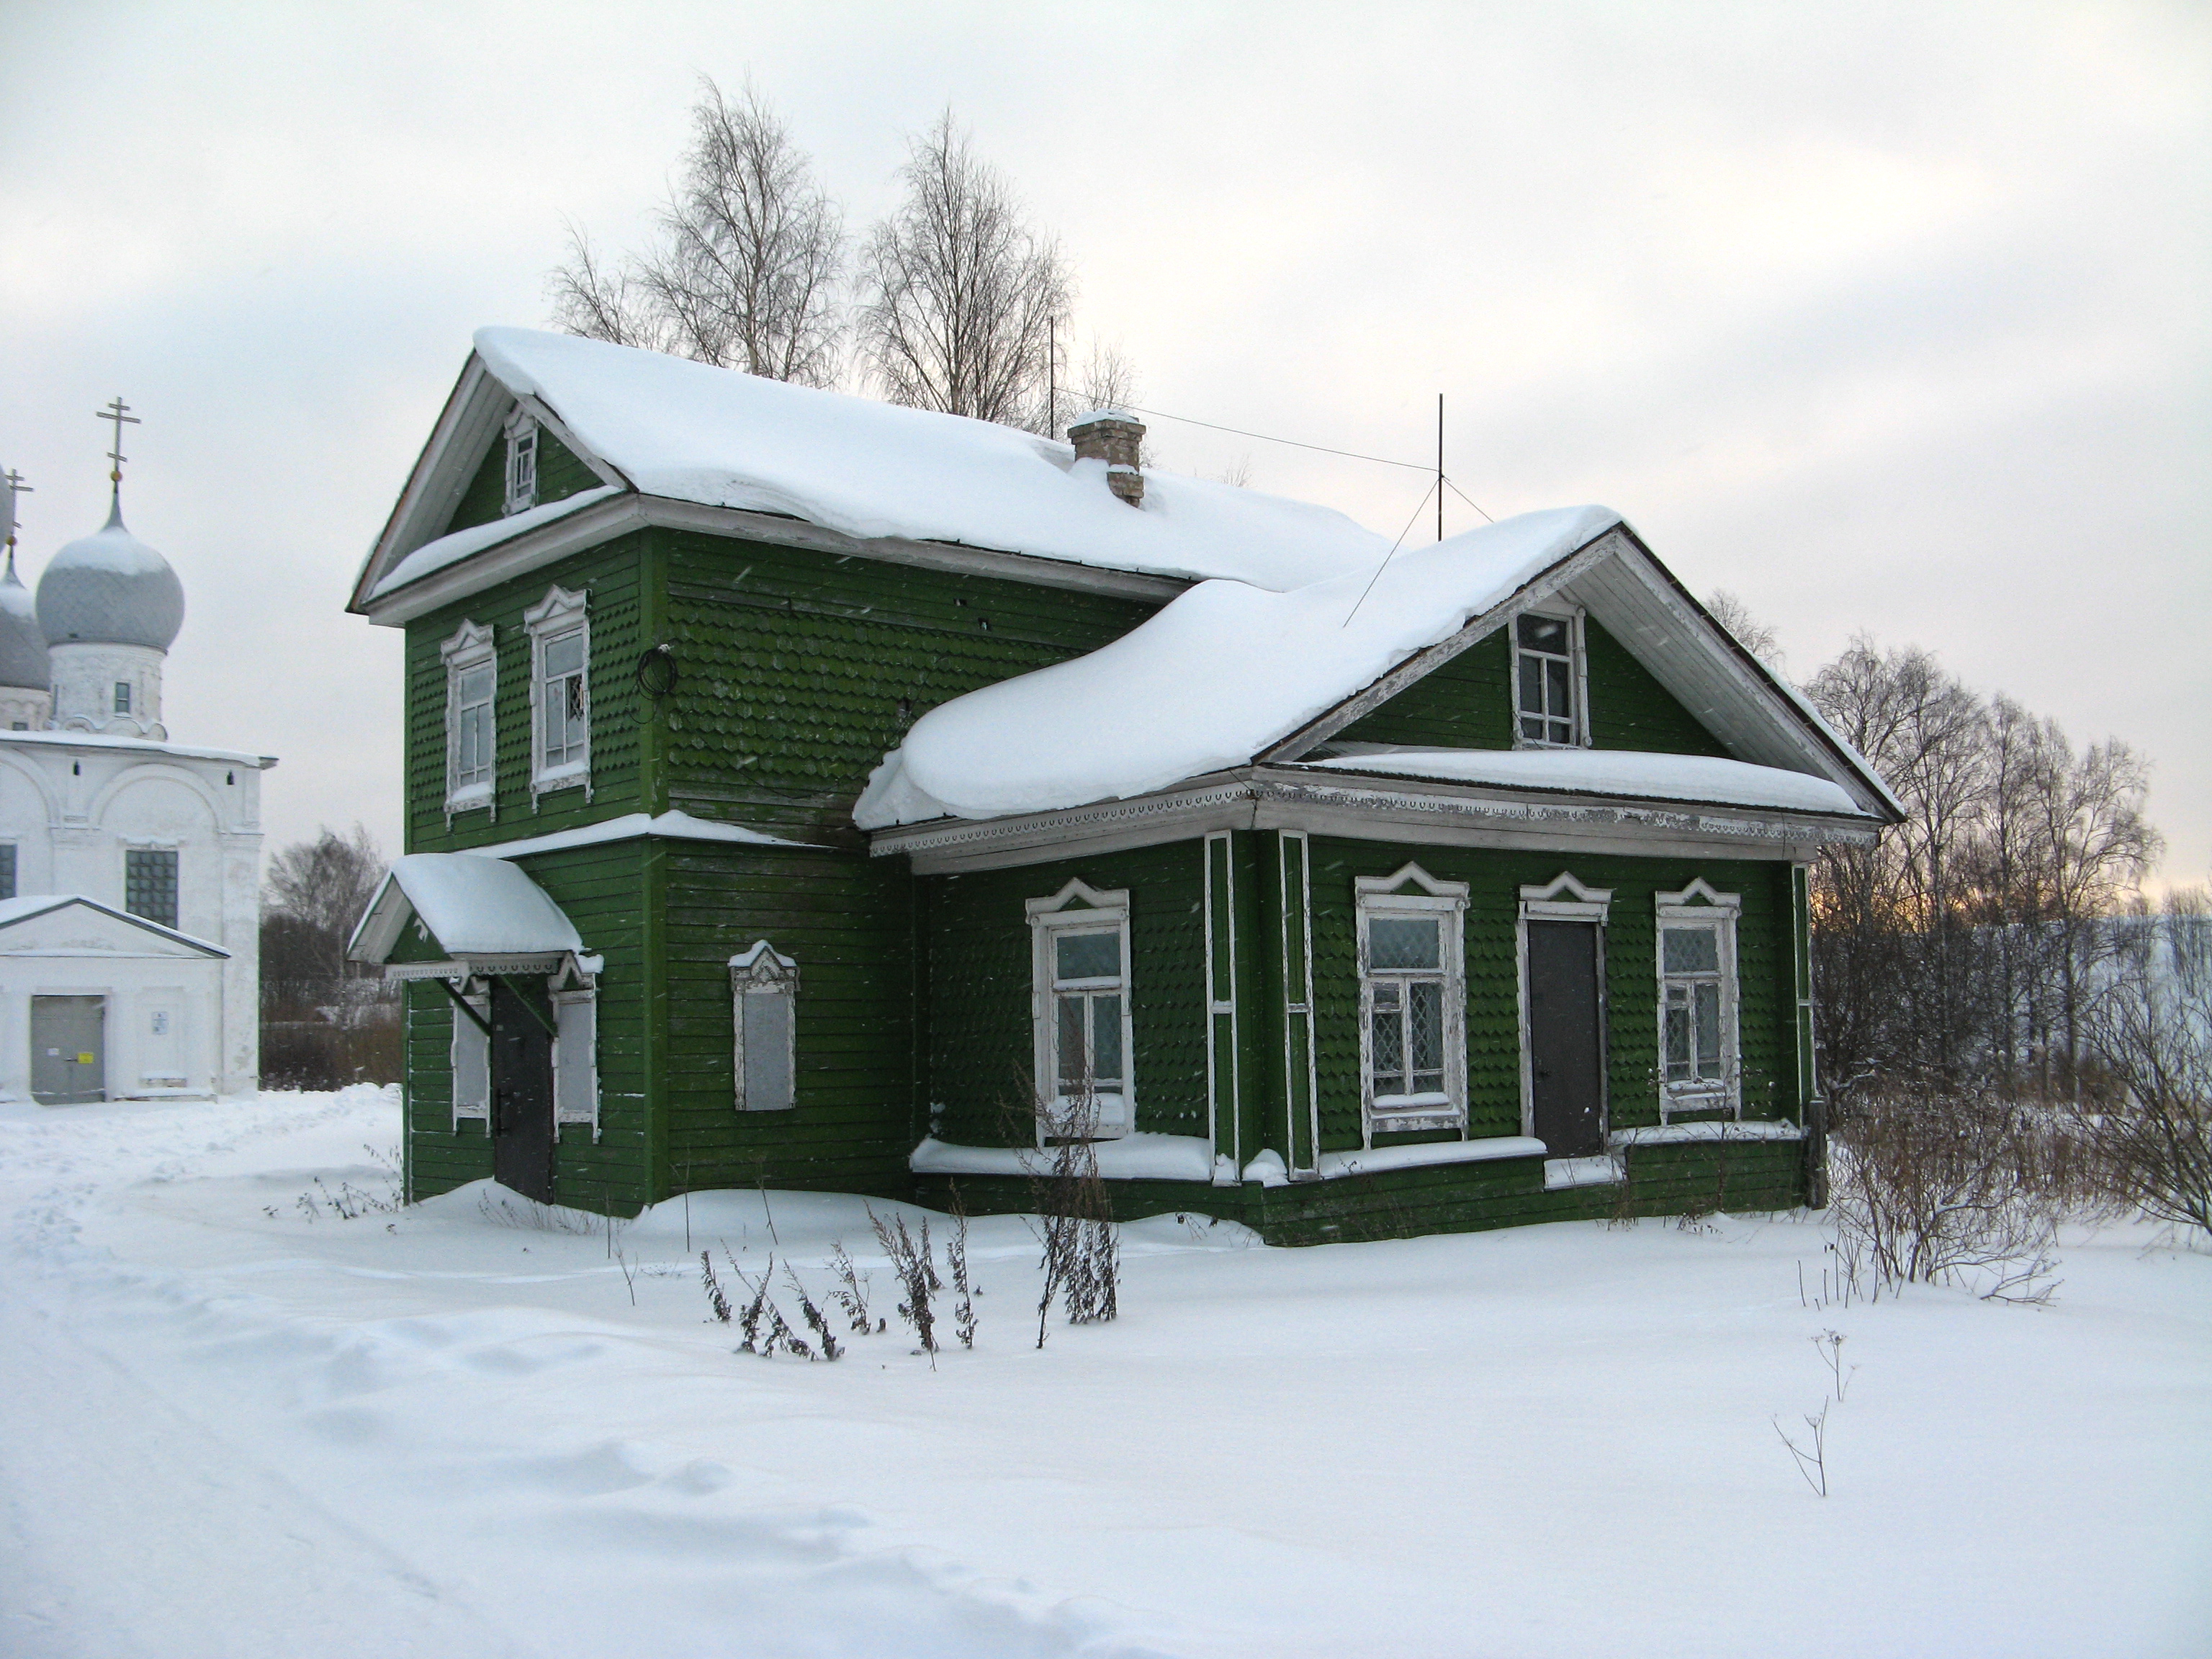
left=32, top=995, right=106, bottom=1105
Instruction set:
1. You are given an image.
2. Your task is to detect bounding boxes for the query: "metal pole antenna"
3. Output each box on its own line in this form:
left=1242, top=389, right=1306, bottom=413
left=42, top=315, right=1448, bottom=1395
left=1436, top=393, right=1444, bottom=542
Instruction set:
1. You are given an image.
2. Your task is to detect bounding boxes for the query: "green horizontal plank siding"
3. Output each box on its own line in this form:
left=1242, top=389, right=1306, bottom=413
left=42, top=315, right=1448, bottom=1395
left=446, top=422, right=598, bottom=537
left=1331, top=618, right=1729, bottom=757
left=1305, top=840, right=1796, bottom=1153
left=658, top=842, right=917, bottom=1199
left=656, top=528, right=1157, bottom=845
left=924, top=842, right=1208, bottom=1147
left=403, top=534, right=650, bottom=854
left=912, top=1136, right=1804, bottom=1244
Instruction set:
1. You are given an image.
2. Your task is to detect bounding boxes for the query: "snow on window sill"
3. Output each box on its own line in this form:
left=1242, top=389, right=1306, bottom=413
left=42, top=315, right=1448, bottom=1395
left=1611, top=1120, right=1802, bottom=1147
left=1313, top=1136, right=1547, bottom=1182
left=912, top=1132, right=1213, bottom=1183
left=531, top=763, right=590, bottom=793
left=446, top=786, right=494, bottom=813
left=1544, top=1154, right=1627, bottom=1190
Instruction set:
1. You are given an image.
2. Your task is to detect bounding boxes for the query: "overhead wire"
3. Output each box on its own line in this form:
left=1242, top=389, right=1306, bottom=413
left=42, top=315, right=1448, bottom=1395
left=1341, top=475, right=1442, bottom=629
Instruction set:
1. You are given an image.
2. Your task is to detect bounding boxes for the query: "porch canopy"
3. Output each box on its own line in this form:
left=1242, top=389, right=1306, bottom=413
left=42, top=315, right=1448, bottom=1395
left=347, top=853, right=586, bottom=980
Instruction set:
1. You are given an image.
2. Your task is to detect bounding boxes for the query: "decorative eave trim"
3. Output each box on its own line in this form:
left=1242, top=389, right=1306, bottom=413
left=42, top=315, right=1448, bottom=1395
left=358, top=490, right=1194, bottom=627
left=1259, top=526, right=1627, bottom=763
left=866, top=764, right=1883, bottom=873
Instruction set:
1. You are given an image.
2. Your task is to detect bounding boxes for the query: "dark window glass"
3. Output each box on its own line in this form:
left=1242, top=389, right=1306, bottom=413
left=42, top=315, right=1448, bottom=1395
left=113, top=682, right=132, bottom=714
left=0, top=843, right=14, bottom=900
left=125, top=849, right=178, bottom=930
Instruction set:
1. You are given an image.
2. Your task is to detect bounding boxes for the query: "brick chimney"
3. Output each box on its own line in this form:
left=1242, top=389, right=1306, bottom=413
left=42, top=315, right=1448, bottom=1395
left=1066, top=410, right=1146, bottom=507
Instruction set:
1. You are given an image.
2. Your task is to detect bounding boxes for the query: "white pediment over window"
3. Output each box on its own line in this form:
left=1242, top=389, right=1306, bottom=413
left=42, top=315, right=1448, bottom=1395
left=1520, top=871, right=1612, bottom=921
left=1356, top=862, right=1469, bottom=901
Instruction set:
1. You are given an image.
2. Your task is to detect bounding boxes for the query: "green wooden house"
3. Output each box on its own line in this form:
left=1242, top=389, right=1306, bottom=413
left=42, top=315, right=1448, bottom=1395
left=346, top=328, right=1899, bottom=1242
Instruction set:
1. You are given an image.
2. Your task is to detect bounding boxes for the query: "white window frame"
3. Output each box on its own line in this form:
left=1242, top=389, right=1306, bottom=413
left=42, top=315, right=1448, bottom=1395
left=449, top=980, right=490, bottom=1128
left=552, top=978, right=599, bottom=1138
left=1511, top=605, right=1590, bottom=750
left=730, top=940, right=798, bottom=1112
left=524, top=585, right=590, bottom=799
left=1027, top=879, right=1135, bottom=1142
left=1356, top=863, right=1470, bottom=1140
left=440, top=619, right=498, bottom=817
left=1655, top=880, right=1743, bottom=1120
left=503, top=410, right=539, bottom=516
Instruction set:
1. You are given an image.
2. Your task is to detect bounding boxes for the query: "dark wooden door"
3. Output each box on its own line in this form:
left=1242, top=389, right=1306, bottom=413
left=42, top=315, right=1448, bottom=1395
left=1527, top=921, right=1606, bottom=1157
left=489, top=979, right=557, bottom=1203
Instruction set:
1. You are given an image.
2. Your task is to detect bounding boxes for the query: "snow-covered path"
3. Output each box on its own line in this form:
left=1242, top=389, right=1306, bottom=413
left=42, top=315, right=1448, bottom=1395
left=2, top=1089, right=2207, bottom=1658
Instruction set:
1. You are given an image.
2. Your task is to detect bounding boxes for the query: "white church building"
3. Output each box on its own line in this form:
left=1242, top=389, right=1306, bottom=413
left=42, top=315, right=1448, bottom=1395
left=0, top=424, right=274, bottom=1103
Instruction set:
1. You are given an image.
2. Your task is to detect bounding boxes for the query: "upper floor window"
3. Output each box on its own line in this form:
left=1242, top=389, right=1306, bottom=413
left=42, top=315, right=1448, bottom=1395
left=1027, top=880, right=1134, bottom=1140
left=1655, top=881, right=1742, bottom=1117
left=440, top=620, right=496, bottom=815
left=125, top=848, right=178, bottom=930
left=503, top=412, right=539, bottom=516
left=0, top=843, right=16, bottom=901
left=524, top=586, right=590, bottom=796
left=1356, top=864, right=1468, bottom=1133
left=112, top=681, right=132, bottom=715
left=1515, top=611, right=1584, bottom=747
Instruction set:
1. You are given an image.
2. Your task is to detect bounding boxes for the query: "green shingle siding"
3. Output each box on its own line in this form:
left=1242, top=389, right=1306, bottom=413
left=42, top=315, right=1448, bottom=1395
left=1583, top=620, right=1730, bottom=756
left=403, top=534, right=649, bottom=854
left=657, top=529, right=1156, bottom=844
left=923, top=844, right=1210, bottom=1147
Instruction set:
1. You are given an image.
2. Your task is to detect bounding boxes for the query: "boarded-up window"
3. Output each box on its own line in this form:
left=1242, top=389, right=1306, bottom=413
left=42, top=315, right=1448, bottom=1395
left=730, top=943, right=797, bottom=1111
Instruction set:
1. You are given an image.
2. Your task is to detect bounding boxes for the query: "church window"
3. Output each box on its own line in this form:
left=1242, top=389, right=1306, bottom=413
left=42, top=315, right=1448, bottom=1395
left=113, top=681, right=132, bottom=715
left=439, top=620, right=497, bottom=815
left=0, top=844, right=15, bottom=901
left=525, top=586, right=590, bottom=796
left=1515, top=611, right=1586, bottom=747
left=504, top=413, right=539, bottom=516
left=125, top=848, right=178, bottom=930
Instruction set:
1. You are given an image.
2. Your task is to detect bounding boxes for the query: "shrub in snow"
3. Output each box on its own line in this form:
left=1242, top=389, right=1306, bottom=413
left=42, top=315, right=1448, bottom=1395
left=1026, top=1096, right=1120, bottom=1345
left=1830, top=1087, right=2062, bottom=1303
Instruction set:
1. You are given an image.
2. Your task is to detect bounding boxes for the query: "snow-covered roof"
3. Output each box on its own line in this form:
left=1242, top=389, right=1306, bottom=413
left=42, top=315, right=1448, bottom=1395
left=1300, top=748, right=1864, bottom=817
left=856, top=506, right=1623, bottom=827
left=347, top=854, right=583, bottom=964
left=465, top=809, right=821, bottom=859
left=0, top=729, right=278, bottom=768
left=369, top=485, right=621, bottom=602
left=375, top=328, right=1390, bottom=596
left=0, top=893, right=230, bottom=956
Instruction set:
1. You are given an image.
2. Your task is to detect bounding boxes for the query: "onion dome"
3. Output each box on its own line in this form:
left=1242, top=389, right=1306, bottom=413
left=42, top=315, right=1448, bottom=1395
left=37, top=495, right=185, bottom=650
left=0, top=549, right=48, bottom=691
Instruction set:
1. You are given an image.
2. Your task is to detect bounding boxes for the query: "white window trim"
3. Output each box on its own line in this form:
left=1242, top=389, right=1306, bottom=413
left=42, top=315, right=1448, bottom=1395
left=1510, top=603, right=1591, bottom=751
left=1655, top=879, right=1743, bottom=1120
left=503, top=409, right=539, bottom=516
left=1355, top=863, right=1470, bottom=1143
left=449, top=980, right=490, bottom=1128
left=523, top=585, right=590, bottom=801
left=440, top=619, right=497, bottom=819
left=730, top=940, right=798, bottom=1112
left=1026, top=878, right=1136, bottom=1142
left=552, top=989, right=599, bottom=1138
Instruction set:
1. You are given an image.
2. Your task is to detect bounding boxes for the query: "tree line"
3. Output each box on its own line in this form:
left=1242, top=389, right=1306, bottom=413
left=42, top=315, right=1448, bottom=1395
left=551, top=79, right=1136, bottom=436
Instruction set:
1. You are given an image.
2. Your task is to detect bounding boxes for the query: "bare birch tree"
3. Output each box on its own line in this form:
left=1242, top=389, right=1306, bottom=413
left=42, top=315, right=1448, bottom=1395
left=549, top=79, right=845, bottom=384
left=855, top=111, right=1071, bottom=429
left=1705, top=589, right=1785, bottom=670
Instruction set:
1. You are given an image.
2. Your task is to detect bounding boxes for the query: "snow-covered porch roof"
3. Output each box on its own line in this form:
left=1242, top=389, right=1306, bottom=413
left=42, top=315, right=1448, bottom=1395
left=347, top=854, right=586, bottom=979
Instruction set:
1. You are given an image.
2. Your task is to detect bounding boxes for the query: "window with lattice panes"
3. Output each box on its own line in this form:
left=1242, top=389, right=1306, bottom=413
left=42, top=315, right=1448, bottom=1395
left=1357, top=867, right=1468, bottom=1133
left=441, top=619, right=496, bottom=814
left=504, top=413, right=539, bottom=515
left=1655, top=882, right=1742, bottom=1115
left=523, top=586, right=590, bottom=795
left=1028, top=883, right=1134, bottom=1140
left=1515, top=612, right=1582, bottom=746
left=125, top=848, right=178, bottom=930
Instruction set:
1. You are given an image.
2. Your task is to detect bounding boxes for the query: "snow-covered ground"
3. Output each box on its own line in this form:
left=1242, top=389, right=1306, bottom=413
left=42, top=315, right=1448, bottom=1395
left=3, top=1089, right=2206, bottom=1658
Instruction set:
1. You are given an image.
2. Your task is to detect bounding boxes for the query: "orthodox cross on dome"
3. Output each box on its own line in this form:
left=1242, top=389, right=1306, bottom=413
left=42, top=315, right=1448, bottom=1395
left=96, top=396, right=140, bottom=488
left=2, top=468, right=27, bottom=551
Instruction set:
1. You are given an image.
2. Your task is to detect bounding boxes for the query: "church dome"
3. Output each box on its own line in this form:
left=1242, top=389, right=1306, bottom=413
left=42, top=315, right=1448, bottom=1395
left=37, top=498, right=185, bottom=651
left=0, top=551, right=49, bottom=691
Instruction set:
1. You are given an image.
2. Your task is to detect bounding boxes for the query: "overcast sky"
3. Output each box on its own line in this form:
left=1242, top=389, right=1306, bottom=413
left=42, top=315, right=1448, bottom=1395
left=4, top=2, right=2206, bottom=888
